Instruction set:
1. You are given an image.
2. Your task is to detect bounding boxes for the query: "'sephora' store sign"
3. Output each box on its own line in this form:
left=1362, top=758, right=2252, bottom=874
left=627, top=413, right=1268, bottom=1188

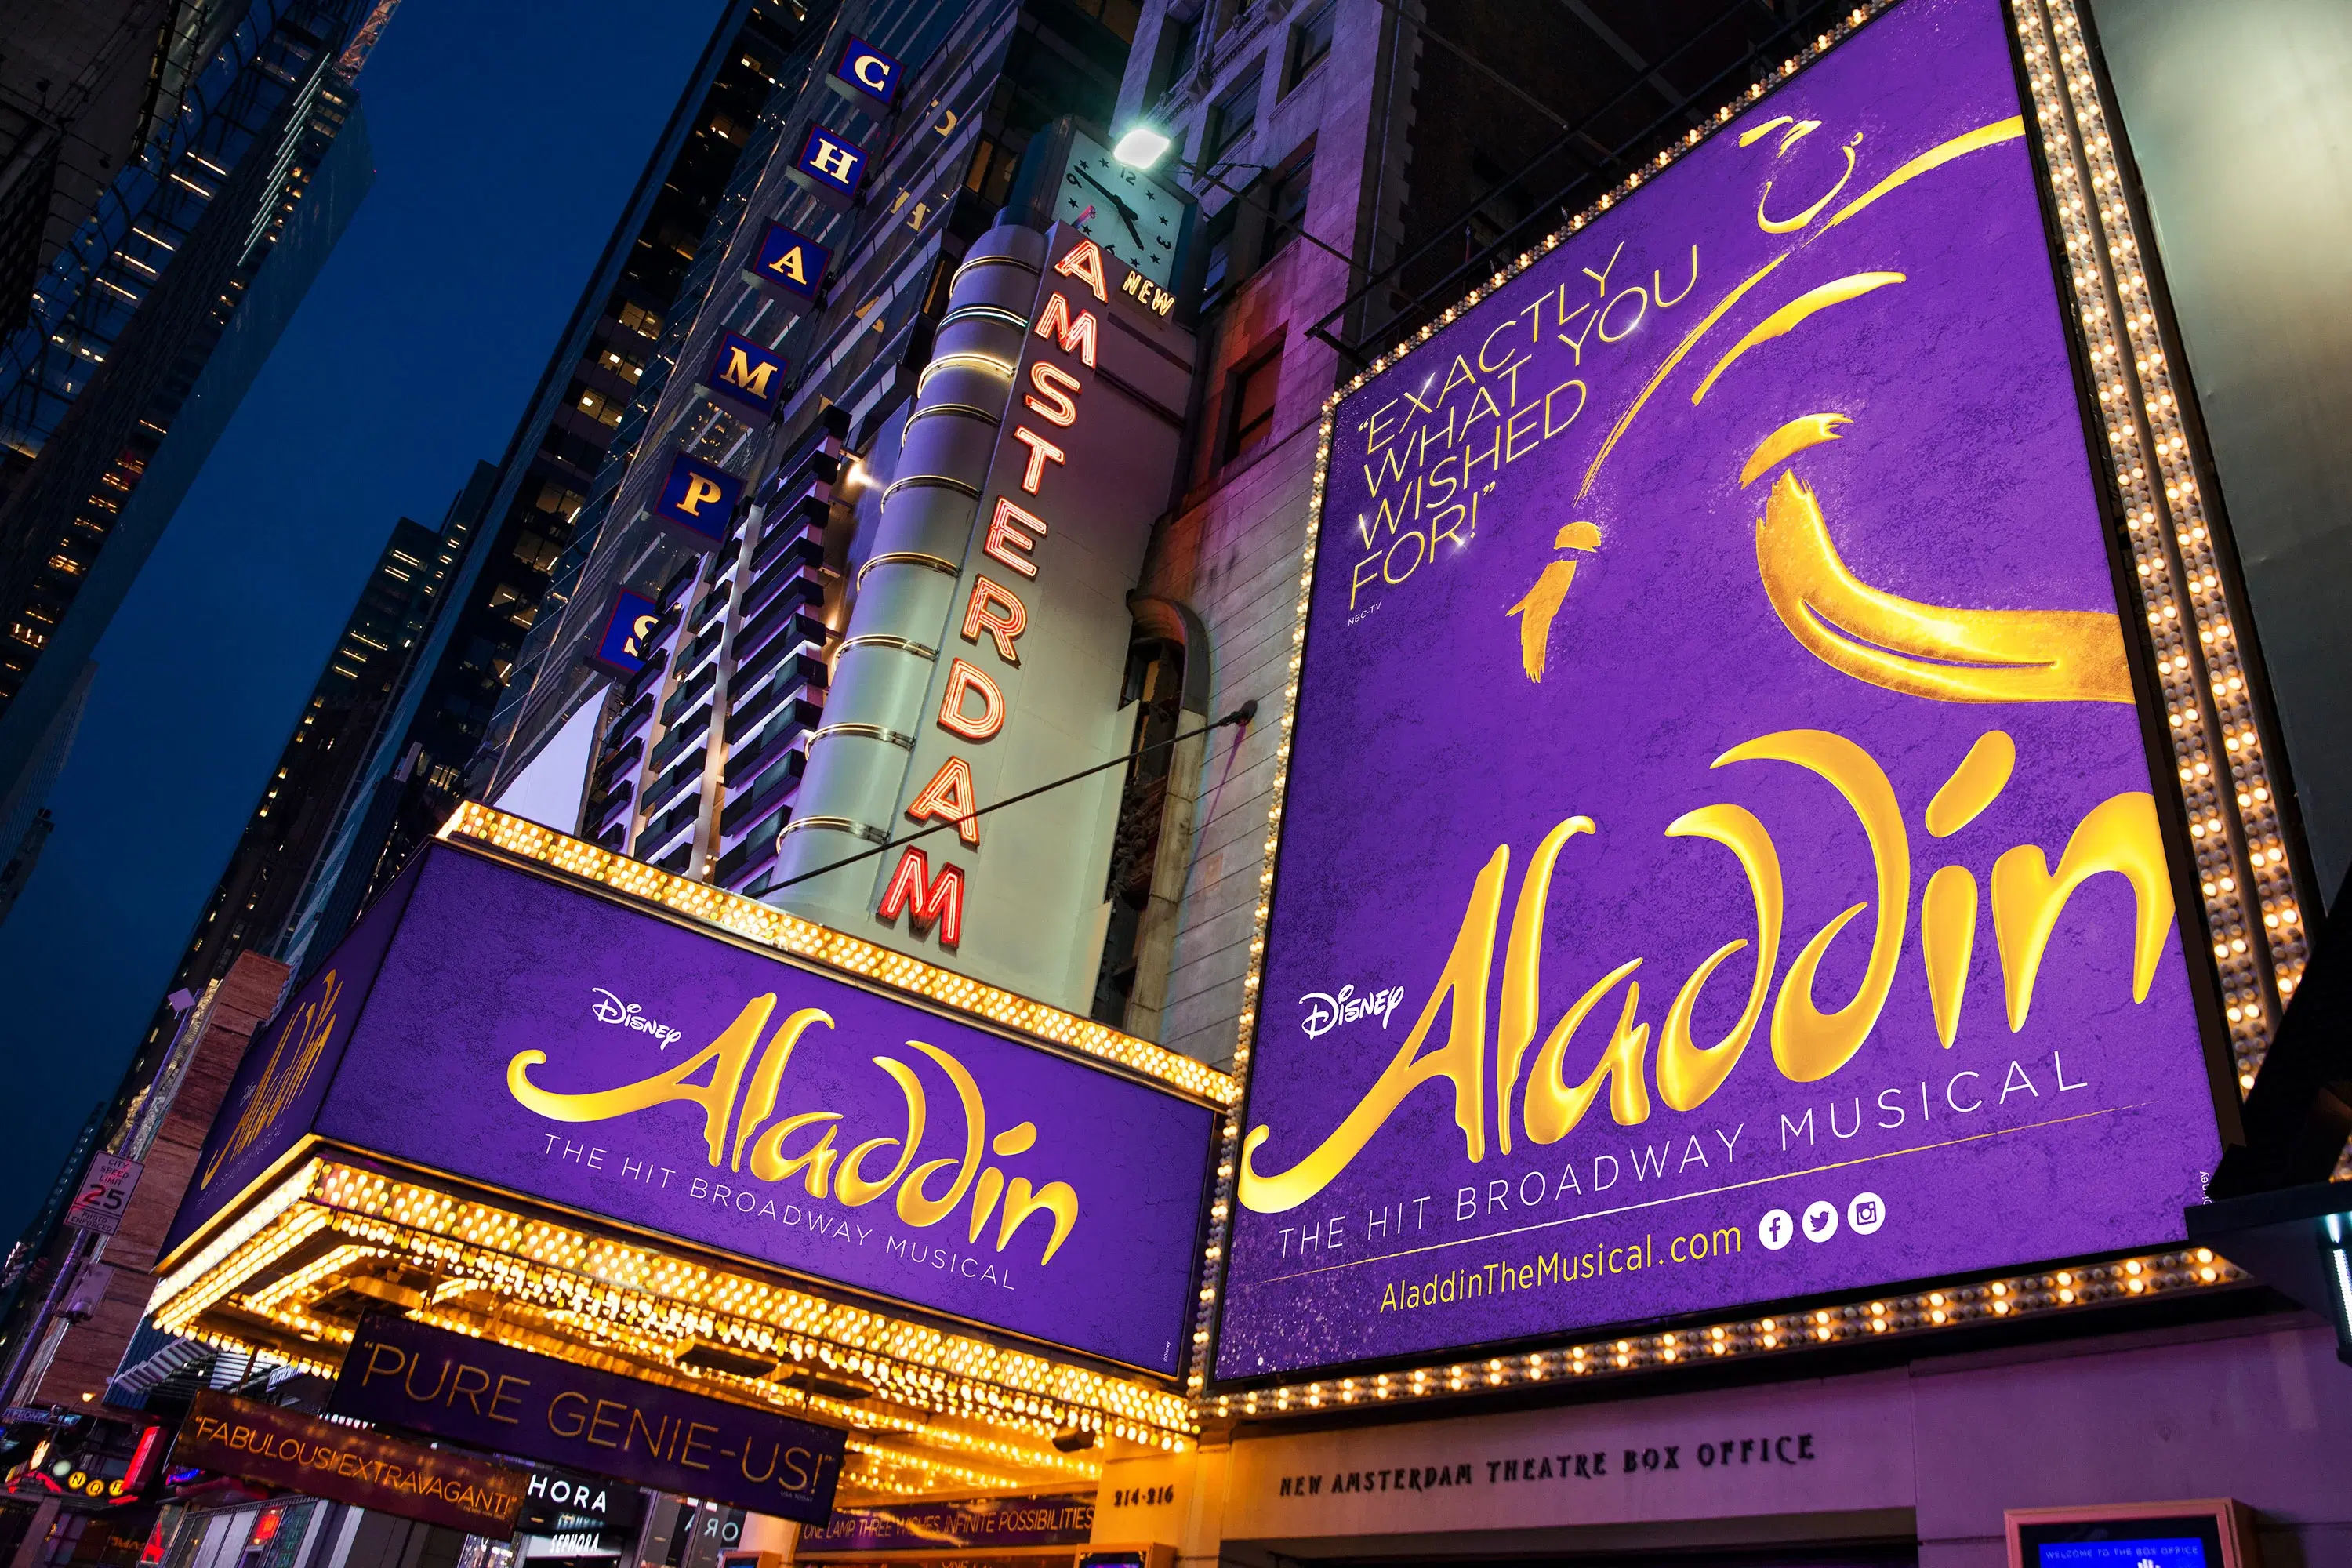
left=1214, top=0, right=2230, bottom=1383
left=167, top=843, right=1214, bottom=1374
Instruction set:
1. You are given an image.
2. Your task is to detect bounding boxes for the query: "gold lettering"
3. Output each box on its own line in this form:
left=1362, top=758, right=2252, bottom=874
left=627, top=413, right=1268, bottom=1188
left=586, top=1399, right=626, bottom=1449
left=996, top=1177, right=1080, bottom=1264
left=508, top=995, right=778, bottom=1166
left=1719, top=729, right=1907, bottom=1082
left=1991, top=791, right=2172, bottom=1032
left=1656, top=804, right=1782, bottom=1110
left=1523, top=959, right=1649, bottom=1142
left=1240, top=847, right=1506, bottom=1214
left=746, top=1111, right=843, bottom=1195
left=547, top=1392, right=588, bottom=1439
left=1921, top=864, right=1976, bottom=1047
left=896, top=1042, right=986, bottom=1226
left=728, top=1008, right=833, bottom=1171
left=834, top=1058, right=927, bottom=1206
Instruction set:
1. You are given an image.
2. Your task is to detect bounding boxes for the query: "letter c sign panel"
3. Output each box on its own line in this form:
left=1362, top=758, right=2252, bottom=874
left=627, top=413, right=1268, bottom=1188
left=829, top=35, right=903, bottom=111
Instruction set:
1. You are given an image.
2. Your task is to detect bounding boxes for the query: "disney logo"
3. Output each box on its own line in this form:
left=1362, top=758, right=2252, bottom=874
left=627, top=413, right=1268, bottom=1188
left=1300, top=983, right=1406, bottom=1040
left=590, top=989, right=684, bottom=1051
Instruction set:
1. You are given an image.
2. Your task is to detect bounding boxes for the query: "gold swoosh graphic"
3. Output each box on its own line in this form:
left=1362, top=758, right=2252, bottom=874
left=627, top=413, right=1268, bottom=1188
left=1576, top=255, right=1787, bottom=500
left=1756, top=472, right=2132, bottom=704
left=1691, top=272, right=1906, bottom=404
left=1740, top=412, right=1850, bottom=487
left=1824, top=115, right=2026, bottom=230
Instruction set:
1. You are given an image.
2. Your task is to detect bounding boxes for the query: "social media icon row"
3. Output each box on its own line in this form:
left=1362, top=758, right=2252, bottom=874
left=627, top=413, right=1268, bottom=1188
left=1758, top=1192, right=1885, bottom=1251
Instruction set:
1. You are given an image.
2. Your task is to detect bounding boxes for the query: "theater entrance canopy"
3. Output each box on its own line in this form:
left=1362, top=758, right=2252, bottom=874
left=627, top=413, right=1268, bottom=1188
left=148, top=805, right=1228, bottom=1506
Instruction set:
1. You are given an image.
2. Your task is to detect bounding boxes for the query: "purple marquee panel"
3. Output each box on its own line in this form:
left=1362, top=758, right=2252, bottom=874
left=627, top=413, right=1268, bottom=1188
left=1214, top=0, right=2225, bottom=1382
left=165, top=860, right=422, bottom=1256
left=172, top=843, right=1214, bottom=1374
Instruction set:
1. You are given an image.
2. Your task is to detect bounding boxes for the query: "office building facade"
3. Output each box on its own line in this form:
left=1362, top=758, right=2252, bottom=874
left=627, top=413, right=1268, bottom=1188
left=267, top=0, right=815, bottom=978
left=0, top=0, right=379, bottom=874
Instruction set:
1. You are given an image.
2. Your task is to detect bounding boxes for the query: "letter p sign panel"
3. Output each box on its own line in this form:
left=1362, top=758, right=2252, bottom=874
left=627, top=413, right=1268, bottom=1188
left=829, top=36, right=903, bottom=112
left=792, top=124, right=868, bottom=209
left=648, top=450, right=740, bottom=550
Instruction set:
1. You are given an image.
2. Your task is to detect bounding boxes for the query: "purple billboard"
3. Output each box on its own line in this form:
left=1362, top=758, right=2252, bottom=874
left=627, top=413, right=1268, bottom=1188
left=165, top=843, right=1214, bottom=1374
left=1214, top=0, right=2225, bottom=1382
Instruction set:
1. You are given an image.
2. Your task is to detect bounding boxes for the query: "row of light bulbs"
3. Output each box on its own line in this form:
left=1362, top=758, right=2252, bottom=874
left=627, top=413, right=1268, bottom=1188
left=439, top=804, right=1235, bottom=1104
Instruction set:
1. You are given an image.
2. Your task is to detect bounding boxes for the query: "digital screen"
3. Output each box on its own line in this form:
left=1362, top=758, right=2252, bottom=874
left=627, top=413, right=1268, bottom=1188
left=1213, top=0, right=2222, bottom=1383
left=2039, top=1541, right=2209, bottom=1568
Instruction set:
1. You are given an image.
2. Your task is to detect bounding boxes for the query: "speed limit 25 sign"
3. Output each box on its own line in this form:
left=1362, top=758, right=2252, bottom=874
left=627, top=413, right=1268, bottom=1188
left=64, top=1155, right=143, bottom=1236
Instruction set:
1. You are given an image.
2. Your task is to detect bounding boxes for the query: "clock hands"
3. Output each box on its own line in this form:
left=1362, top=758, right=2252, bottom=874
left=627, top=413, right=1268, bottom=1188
left=1073, top=163, right=1146, bottom=250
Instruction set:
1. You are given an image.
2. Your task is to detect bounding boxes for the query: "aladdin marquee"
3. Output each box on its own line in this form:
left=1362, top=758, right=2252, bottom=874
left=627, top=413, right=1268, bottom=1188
left=152, top=0, right=2320, bottom=1534
left=149, top=806, right=1225, bottom=1507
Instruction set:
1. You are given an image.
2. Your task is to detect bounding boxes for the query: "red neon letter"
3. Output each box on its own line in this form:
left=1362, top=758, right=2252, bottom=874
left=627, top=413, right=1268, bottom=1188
left=1052, top=238, right=1108, bottom=301
left=1012, top=426, right=1065, bottom=494
left=983, top=497, right=1045, bottom=577
left=1025, top=361, right=1081, bottom=426
left=906, top=755, right=980, bottom=846
left=936, top=658, right=1006, bottom=741
left=878, top=847, right=964, bottom=948
left=961, top=575, right=1027, bottom=663
left=1033, top=292, right=1098, bottom=367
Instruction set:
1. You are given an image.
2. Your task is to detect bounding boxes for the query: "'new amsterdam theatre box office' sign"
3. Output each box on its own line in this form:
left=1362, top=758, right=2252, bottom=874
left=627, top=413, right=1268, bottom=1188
left=1214, top=0, right=2252, bottom=1384
left=162, top=837, right=1218, bottom=1376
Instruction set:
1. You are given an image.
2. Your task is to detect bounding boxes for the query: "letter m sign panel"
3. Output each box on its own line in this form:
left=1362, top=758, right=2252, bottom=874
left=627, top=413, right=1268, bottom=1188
left=703, top=329, right=789, bottom=422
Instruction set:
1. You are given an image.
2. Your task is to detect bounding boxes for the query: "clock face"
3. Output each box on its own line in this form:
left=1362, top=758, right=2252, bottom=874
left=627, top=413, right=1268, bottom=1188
left=1054, top=130, right=1185, bottom=290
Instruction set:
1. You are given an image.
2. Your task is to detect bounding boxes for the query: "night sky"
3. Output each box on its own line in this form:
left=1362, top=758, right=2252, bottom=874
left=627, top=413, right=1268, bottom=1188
left=0, top=0, right=727, bottom=1237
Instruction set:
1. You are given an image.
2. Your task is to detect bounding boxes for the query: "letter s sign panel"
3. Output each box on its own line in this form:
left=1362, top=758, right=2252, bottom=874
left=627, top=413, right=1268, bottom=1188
left=1212, top=0, right=2229, bottom=1385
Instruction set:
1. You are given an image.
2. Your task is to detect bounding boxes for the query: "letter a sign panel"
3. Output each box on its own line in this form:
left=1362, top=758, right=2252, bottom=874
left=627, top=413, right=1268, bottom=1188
left=745, top=220, right=830, bottom=313
left=1213, top=0, right=2232, bottom=1385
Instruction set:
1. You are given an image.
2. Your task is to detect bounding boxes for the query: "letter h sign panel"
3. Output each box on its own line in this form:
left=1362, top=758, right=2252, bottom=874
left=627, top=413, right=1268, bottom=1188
left=792, top=124, right=868, bottom=209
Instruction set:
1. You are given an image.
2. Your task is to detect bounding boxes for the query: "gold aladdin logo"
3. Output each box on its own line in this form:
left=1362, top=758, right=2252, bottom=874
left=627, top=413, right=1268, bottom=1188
left=507, top=1000, right=1080, bottom=1264
left=1240, top=726, right=2172, bottom=1215
left=201, top=971, right=343, bottom=1190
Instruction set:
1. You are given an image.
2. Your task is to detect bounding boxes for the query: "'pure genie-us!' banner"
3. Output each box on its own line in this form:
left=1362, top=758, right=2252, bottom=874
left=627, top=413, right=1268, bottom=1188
left=1213, top=0, right=2227, bottom=1382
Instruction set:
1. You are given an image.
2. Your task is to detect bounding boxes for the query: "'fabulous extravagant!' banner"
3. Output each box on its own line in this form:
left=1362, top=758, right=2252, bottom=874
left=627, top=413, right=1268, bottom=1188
left=165, top=843, right=1214, bottom=1374
left=332, top=1315, right=845, bottom=1526
left=1214, top=0, right=2225, bottom=1382
left=170, top=1390, right=528, bottom=1537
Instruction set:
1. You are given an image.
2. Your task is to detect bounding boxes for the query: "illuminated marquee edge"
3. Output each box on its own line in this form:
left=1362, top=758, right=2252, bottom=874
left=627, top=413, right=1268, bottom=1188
left=438, top=802, right=1235, bottom=1107
left=1180, top=0, right=2299, bottom=1410
left=146, top=1159, right=1196, bottom=1504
